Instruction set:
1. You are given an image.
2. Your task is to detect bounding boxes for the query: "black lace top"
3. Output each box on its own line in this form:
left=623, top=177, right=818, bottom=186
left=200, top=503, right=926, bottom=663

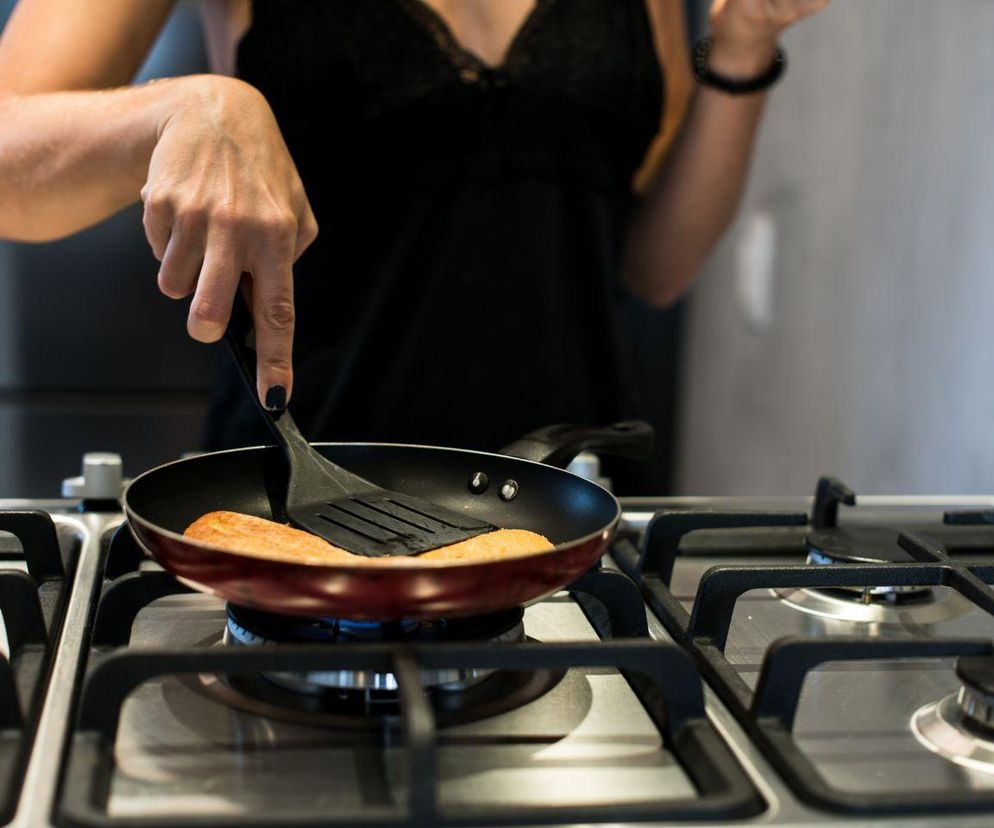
left=206, top=0, right=664, bottom=454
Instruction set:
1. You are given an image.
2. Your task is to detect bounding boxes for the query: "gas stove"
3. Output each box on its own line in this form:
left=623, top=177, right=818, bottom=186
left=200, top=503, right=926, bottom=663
left=3, top=456, right=994, bottom=826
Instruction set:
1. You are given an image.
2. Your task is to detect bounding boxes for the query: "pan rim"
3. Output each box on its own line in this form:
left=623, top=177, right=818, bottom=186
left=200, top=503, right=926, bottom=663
left=123, top=441, right=621, bottom=571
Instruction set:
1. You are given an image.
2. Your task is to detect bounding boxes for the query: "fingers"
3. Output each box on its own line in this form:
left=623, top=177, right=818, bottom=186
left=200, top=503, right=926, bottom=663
left=799, top=0, right=831, bottom=17
left=147, top=200, right=300, bottom=411
left=188, top=233, right=241, bottom=343
left=156, top=223, right=203, bottom=299
left=294, top=198, right=319, bottom=263
left=139, top=75, right=310, bottom=414
left=141, top=184, right=172, bottom=262
left=763, top=0, right=799, bottom=25
left=249, top=256, right=295, bottom=411
left=766, top=0, right=829, bottom=24
left=712, top=0, right=830, bottom=49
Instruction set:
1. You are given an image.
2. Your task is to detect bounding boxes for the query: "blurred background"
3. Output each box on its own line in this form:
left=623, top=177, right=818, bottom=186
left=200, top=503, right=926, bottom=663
left=0, top=0, right=992, bottom=497
left=676, top=0, right=994, bottom=494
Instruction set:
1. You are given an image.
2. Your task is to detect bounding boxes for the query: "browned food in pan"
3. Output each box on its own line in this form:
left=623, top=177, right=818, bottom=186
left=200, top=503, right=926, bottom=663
left=184, top=511, right=554, bottom=566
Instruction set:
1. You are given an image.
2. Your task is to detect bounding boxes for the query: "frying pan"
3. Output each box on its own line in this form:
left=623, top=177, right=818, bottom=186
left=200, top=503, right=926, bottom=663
left=123, top=421, right=652, bottom=620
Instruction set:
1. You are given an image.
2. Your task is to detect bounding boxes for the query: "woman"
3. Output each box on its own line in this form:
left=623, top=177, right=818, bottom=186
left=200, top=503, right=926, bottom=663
left=0, top=0, right=828, bottom=465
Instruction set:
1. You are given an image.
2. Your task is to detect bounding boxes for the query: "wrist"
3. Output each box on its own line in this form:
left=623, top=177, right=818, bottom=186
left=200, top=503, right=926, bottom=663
left=114, top=78, right=185, bottom=186
left=692, top=36, right=786, bottom=96
left=148, top=75, right=258, bottom=138
left=706, top=34, right=779, bottom=79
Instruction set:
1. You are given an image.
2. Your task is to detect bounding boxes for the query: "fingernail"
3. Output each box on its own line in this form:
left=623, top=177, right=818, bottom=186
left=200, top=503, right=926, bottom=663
left=265, top=385, right=287, bottom=413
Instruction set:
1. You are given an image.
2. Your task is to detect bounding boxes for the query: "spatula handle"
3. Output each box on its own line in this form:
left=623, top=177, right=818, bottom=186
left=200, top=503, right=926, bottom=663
left=223, top=296, right=376, bottom=495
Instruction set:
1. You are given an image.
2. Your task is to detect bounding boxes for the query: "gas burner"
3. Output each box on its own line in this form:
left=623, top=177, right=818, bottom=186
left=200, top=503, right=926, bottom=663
left=189, top=605, right=562, bottom=727
left=773, top=527, right=972, bottom=623
left=796, top=476, right=933, bottom=605
left=194, top=661, right=565, bottom=730
left=224, top=604, right=526, bottom=693
left=807, top=525, right=910, bottom=564
left=913, top=656, right=994, bottom=774
left=773, top=583, right=971, bottom=625
left=806, top=525, right=934, bottom=602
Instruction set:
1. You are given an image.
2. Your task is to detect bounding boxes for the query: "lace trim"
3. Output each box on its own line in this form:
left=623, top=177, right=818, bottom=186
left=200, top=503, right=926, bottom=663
left=394, top=0, right=556, bottom=74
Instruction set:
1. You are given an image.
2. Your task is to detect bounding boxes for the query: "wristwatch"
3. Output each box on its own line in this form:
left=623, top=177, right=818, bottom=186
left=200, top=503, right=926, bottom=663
left=692, top=36, right=787, bottom=95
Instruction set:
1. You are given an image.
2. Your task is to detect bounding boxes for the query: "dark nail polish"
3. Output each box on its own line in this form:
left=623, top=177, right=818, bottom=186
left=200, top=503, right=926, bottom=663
left=265, top=385, right=287, bottom=413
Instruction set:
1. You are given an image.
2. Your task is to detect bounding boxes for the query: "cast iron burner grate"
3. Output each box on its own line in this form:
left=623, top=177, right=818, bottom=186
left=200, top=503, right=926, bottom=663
left=798, top=510, right=952, bottom=616
left=54, top=523, right=764, bottom=826
left=0, top=511, right=69, bottom=825
left=613, top=476, right=980, bottom=624
left=616, top=478, right=994, bottom=815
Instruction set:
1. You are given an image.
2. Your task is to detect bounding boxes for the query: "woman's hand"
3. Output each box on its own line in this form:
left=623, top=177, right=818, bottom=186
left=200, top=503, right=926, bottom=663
left=142, top=75, right=318, bottom=409
left=708, top=0, right=831, bottom=76
left=626, top=0, right=831, bottom=307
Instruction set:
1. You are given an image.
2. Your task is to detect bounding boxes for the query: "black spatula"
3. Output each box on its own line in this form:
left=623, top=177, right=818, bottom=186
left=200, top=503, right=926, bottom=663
left=223, top=298, right=495, bottom=557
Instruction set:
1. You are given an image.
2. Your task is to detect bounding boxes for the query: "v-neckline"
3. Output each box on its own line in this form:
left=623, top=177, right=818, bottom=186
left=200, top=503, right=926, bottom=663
left=397, top=0, right=553, bottom=73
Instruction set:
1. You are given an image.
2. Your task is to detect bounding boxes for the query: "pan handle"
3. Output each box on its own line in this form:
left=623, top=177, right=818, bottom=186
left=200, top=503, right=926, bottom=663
left=499, top=421, right=654, bottom=468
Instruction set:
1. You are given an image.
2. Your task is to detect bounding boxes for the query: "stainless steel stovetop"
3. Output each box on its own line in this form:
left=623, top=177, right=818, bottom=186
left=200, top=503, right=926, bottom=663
left=3, top=463, right=994, bottom=827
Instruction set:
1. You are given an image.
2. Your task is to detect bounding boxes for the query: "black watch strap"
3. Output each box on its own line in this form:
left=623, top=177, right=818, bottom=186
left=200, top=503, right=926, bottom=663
left=692, top=37, right=787, bottom=95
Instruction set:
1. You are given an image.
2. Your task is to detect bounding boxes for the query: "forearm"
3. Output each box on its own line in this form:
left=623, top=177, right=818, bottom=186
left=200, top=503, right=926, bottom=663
left=0, top=79, right=181, bottom=242
left=625, top=75, right=768, bottom=307
left=624, top=0, right=832, bottom=307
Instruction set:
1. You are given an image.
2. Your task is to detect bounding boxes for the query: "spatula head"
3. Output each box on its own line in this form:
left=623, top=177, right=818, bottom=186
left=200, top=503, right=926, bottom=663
left=287, top=491, right=496, bottom=557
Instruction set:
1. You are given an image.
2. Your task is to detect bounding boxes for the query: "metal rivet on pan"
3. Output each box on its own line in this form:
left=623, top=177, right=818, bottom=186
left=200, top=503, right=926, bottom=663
left=468, top=472, right=489, bottom=494
left=499, top=480, right=519, bottom=501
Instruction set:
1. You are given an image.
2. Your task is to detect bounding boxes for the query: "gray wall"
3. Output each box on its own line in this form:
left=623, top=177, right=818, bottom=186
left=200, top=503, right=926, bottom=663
left=676, top=0, right=994, bottom=495
left=0, top=1, right=213, bottom=496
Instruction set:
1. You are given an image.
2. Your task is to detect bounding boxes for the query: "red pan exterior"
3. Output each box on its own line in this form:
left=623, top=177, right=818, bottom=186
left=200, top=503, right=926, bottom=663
left=126, top=510, right=617, bottom=620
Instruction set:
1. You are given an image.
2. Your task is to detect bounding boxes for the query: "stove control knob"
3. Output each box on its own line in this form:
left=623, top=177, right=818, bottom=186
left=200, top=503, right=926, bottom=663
left=956, top=656, right=994, bottom=732
left=62, top=452, right=128, bottom=500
